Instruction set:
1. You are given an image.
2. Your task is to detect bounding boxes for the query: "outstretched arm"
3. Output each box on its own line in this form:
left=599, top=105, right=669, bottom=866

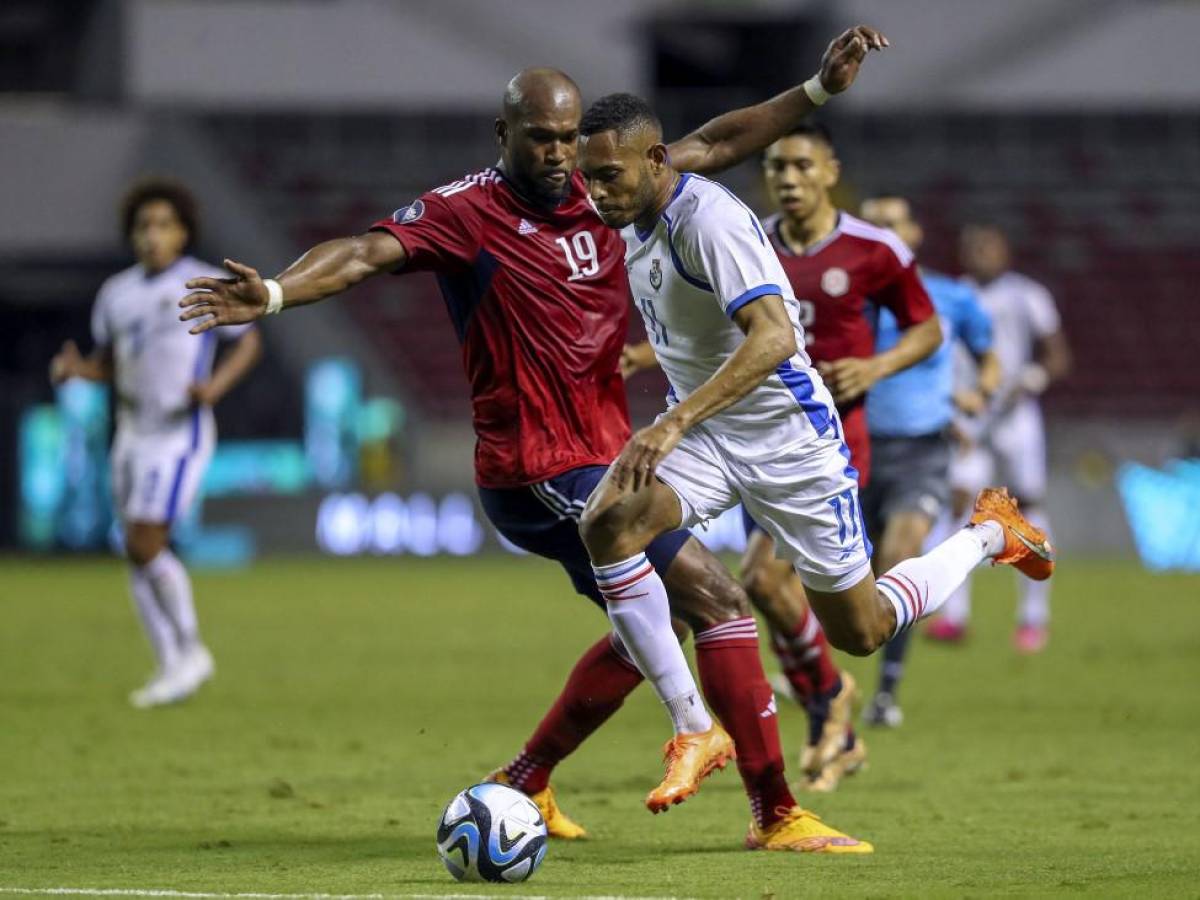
left=611, top=297, right=796, bottom=491
left=667, top=25, right=888, bottom=176
left=179, top=231, right=406, bottom=334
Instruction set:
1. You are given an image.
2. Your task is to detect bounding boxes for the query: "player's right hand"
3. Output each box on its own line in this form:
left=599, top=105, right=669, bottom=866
left=954, top=388, right=987, bottom=416
left=49, top=340, right=82, bottom=385
left=179, top=259, right=268, bottom=334
left=619, top=342, right=658, bottom=379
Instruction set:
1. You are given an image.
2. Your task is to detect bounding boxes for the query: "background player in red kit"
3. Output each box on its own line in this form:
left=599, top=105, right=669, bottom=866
left=744, top=124, right=940, bottom=790
left=180, top=29, right=891, bottom=853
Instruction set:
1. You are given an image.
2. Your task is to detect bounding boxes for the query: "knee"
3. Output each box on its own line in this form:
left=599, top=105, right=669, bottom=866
left=740, top=561, right=776, bottom=606
left=740, top=560, right=795, bottom=624
left=580, top=495, right=641, bottom=559
left=125, top=528, right=164, bottom=567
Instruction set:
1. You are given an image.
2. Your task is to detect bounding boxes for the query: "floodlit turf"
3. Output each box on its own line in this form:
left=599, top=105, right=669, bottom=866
left=0, top=554, right=1197, bottom=898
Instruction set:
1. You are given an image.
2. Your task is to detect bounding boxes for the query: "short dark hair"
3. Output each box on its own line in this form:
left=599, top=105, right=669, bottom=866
left=579, top=92, right=661, bottom=139
left=784, top=120, right=834, bottom=151
left=120, top=177, right=199, bottom=247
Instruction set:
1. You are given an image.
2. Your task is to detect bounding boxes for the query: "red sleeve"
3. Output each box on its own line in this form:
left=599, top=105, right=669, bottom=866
left=370, top=191, right=481, bottom=273
left=872, top=246, right=933, bottom=328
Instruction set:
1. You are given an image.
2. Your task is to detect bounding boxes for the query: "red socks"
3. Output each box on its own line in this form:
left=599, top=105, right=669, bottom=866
left=504, top=634, right=643, bottom=794
left=770, top=605, right=840, bottom=704
left=695, top=618, right=796, bottom=827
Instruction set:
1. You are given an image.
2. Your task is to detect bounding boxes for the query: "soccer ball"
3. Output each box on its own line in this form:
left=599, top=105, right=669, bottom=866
left=435, top=782, right=548, bottom=883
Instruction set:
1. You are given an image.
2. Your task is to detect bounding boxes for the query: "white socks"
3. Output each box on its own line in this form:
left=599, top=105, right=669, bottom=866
left=131, top=550, right=200, bottom=667
left=129, top=568, right=180, bottom=671
left=878, top=522, right=1003, bottom=638
left=594, top=553, right=713, bottom=735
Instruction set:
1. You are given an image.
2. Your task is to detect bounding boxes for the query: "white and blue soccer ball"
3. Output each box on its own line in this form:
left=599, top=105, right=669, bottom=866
left=436, top=783, right=548, bottom=883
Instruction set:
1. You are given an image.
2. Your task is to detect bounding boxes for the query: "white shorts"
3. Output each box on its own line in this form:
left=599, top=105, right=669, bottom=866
left=655, top=422, right=872, bottom=593
left=111, top=417, right=214, bottom=525
left=951, top=398, right=1047, bottom=502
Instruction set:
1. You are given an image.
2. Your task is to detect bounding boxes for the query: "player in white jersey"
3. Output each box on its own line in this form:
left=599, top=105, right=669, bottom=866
left=932, top=224, right=1071, bottom=653
left=50, top=178, right=262, bottom=707
left=572, top=95, right=1054, bottom=833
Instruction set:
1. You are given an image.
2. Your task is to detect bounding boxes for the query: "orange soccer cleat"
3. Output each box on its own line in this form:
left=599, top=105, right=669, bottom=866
left=644, top=723, right=735, bottom=813
left=970, top=487, right=1055, bottom=581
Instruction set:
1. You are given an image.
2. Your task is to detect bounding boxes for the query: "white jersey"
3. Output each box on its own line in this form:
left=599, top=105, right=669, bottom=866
left=966, top=270, right=1060, bottom=410
left=622, top=174, right=837, bottom=461
left=90, top=256, right=251, bottom=440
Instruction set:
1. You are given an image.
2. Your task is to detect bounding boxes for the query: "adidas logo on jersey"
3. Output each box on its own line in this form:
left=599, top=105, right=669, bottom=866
left=760, top=695, right=778, bottom=718
left=517, top=218, right=539, bottom=235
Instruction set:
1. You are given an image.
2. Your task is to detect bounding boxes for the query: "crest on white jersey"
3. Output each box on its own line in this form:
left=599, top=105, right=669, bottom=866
left=517, top=218, right=539, bottom=235
left=393, top=200, right=425, bottom=224
left=649, top=258, right=662, bottom=291
left=821, top=266, right=849, bottom=297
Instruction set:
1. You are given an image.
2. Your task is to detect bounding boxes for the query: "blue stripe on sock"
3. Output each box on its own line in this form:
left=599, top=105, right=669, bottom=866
left=877, top=579, right=912, bottom=630
left=595, top=555, right=649, bottom=582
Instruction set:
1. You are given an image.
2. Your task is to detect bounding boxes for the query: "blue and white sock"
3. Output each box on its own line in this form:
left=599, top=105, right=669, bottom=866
left=142, top=550, right=200, bottom=651
left=129, top=566, right=180, bottom=672
left=878, top=522, right=1003, bottom=638
left=594, top=553, right=712, bottom=735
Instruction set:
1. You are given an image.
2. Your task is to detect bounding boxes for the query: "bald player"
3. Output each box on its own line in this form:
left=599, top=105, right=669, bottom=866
left=181, top=30, right=898, bottom=853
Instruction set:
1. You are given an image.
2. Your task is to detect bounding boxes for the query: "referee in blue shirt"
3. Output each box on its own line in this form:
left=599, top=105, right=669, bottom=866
left=858, top=196, right=1000, bottom=727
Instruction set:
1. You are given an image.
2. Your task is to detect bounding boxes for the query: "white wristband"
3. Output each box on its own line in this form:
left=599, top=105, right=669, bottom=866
left=263, top=278, right=284, bottom=316
left=1020, top=363, right=1050, bottom=395
left=802, top=74, right=831, bottom=107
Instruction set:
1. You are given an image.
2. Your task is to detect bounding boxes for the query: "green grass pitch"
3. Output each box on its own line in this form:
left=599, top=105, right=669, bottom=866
left=1, top=555, right=1197, bottom=898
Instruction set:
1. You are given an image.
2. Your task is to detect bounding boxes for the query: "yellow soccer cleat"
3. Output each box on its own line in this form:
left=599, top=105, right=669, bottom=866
left=970, top=487, right=1055, bottom=581
left=800, top=670, right=860, bottom=778
left=484, top=769, right=588, bottom=839
left=645, top=723, right=735, bottom=813
left=802, top=735, right=868, bottom=793
left=745, top=806, right=874, bottom=854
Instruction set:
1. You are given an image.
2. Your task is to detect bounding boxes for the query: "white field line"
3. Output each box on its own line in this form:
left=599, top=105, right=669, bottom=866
left=0, top=889, right=689, bottom=900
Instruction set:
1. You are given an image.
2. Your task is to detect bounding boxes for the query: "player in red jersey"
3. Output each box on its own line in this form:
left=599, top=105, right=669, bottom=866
left=181, top=30, right=889, bottom=852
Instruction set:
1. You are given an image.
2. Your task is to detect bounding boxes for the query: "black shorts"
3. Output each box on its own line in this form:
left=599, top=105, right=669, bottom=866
left=860, top=432, right=952, bottom=538
left=478, top=465, right=691, bottom=609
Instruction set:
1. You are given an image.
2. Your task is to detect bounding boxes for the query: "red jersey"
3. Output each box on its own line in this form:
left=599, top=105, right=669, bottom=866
left=372, top=168, right=632, bottom=488
left=767, top=211, right=933, bottom=483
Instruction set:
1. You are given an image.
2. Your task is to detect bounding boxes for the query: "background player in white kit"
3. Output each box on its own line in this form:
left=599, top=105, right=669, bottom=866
left=931, top=224, right=1071, bottom=653
left=572, top=94, right=1053, bottom=844
left=50, top=178, right=263, bottom=707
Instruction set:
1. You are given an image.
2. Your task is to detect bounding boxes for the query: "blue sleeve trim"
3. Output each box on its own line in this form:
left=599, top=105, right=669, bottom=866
left=663, top=213, right=713, bottom=293
left=726, top=283, right=782, bottom=317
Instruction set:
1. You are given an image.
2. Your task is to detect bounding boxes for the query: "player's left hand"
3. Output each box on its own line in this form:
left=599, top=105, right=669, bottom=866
left=612, top=419, right=684, bottom=492
left=818, top=25, right=889, bottom=95
left=188, top=382, right=219, bottom=407
left=818, top=356, right=882, bottom=404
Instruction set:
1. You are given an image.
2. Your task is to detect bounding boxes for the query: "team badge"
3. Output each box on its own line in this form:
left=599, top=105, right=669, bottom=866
left=821, top=266, right=849, bottom=297
left=392, top=200, right=425, bottom=225
left=649, top=258, right=662, bottom=291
